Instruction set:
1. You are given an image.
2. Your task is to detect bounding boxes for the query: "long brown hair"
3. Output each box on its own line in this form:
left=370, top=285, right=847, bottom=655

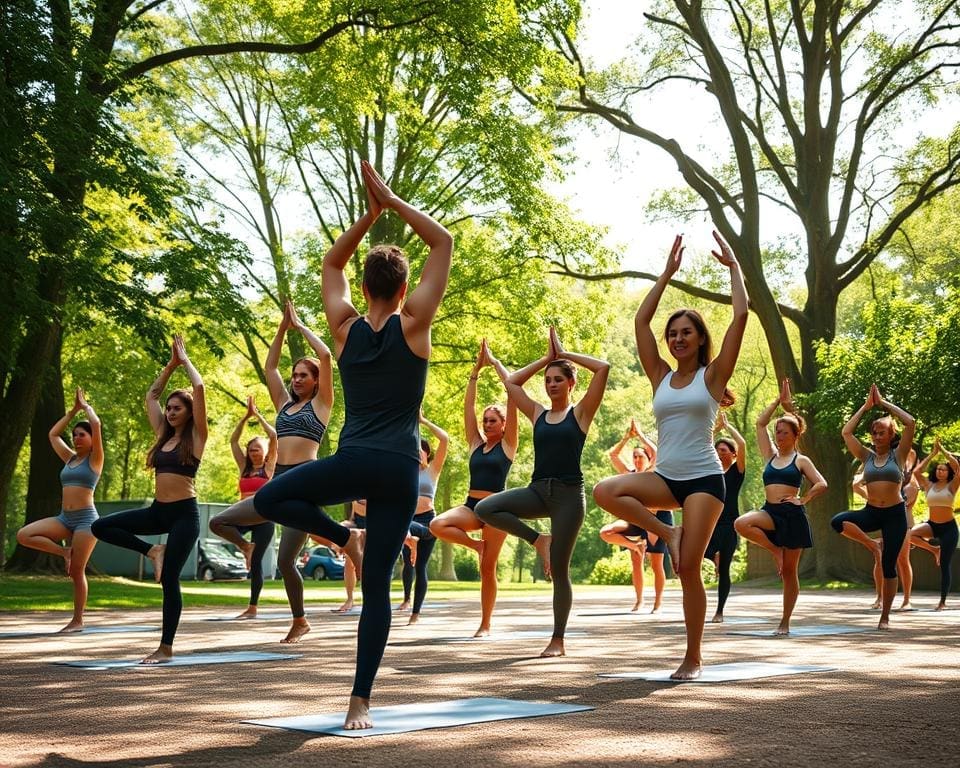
left=147, top=390, right=198, bottom=468
left=664, top=308, right=735, bottom=407
left=242, top=437, right=267, bottom=478
left=288, top=357, right=320, bottom=403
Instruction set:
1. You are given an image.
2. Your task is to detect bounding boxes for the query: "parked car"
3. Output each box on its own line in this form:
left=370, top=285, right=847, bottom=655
left=297, top=545, right=345, bottom=581
left=197, top=539, right=248, bottom=581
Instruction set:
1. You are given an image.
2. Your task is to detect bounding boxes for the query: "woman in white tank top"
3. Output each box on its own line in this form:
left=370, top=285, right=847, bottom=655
left=593, top=231, right=748, bottom=681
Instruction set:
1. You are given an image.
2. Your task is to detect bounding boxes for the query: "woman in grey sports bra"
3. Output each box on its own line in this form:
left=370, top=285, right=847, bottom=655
left=16, top=388, right=103, bottom=633
left=831, top=384, right=916, bottom=630
left=208, top=300, right=335, bottom=643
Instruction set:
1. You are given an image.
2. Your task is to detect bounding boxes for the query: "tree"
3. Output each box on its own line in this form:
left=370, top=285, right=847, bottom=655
left=533, top=0, right=960, bottom=578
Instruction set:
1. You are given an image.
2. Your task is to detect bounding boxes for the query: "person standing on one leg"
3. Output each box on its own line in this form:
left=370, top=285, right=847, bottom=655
left=91, top=336, right=207, bottom=663
left=254, top=160, right=453, bottom=729
left=17, top=388, right=103, bottom=633
left=831, top=385, right=915, bottom=630
left=705, top=411, right=746, bottom=623
left=910, top=439, right=960, bottom=611
left=593, top=232, right=748, bottom=680
left=398, top=412, right=448, bottom=624
left=430, top=340, right=518, bottom=636
left=476, top=328, right=609, bottom=658
left=338, top=499, right=367, bottom=613
left=209, top=300, right=334, bottom=643
left=735, top=379, right=827, bottom=634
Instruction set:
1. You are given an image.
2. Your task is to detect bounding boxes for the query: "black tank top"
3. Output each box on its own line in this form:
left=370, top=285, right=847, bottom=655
left=532, top=408, right=585, bottom=484
left=718, top=464, right=744, bottom=523
left=469, top=441, right=512, bottom=492
left=337, top=315, right=427, bottom=461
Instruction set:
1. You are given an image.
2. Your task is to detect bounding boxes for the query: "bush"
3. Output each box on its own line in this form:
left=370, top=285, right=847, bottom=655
left=453, top=545, right=480, bottom=581
left=588, top=548, right=634, bottom=585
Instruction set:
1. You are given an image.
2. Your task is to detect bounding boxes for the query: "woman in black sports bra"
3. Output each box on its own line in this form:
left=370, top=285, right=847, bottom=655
left=430, top=340, right=518, bottom=637
left=209, top=300, right=334, bottom=643
left=735, top=379, right=827, bottom=634
left=91, top=336, right=207, bottom=664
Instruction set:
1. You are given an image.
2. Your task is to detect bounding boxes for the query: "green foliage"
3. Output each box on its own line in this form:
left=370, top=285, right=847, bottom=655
left=587, top=548, right=634, bottom=585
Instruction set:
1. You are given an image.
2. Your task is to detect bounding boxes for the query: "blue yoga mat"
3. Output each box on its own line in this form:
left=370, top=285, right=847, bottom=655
left=56, top=650, right=300, bottom=670
left=727, top=624, right=871, bottom=637
left=0, top=625, right=159, bottom=639
left=600, top=661, right=835, bottom=683
left=244, top=697, right=593, bottom=737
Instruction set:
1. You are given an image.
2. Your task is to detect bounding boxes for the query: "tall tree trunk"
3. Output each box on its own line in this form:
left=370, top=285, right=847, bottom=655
left=437, top=476, right=456, bottom=580
left=6, top=342, right=65, bottom=571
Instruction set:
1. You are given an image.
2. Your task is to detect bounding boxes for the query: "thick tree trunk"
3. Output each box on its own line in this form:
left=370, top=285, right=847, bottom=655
left=437, top=477, right=456, bottom=580
left=6, top=345, right=65, bottom=571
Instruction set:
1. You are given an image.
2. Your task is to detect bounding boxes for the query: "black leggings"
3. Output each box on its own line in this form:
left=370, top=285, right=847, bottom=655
left=475, top=478, right=585, bottom=639
left=704, top=523, right=738, bottom=614
left=928, top=519, right=959, bottom=602
left=254, top=447, right=418, bottom=699
left=831, top=502, right=908, bottom=579
left=402, top=510, right=437, bottom=614
left=91, top=498, right=200, bottom=646
left=236, top=522, right=275, bottom=606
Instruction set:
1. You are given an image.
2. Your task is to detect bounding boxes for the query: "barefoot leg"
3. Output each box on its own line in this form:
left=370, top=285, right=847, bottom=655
left=344, top=696, right=373, bottom=730
left=140, top=643, right=174, bottom=664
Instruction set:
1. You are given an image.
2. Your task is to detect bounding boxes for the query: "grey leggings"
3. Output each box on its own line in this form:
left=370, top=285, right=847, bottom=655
left=475, top=479, right=585, bottom=638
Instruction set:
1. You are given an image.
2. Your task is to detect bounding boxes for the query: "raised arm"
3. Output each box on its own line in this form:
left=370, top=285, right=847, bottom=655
left=755, top=397, right=779, bottom=462
left=608, top=425, right=633, bottom=475
left=76, top=389, right=104, bottom=474
left=265, top=305, right=292, bottom=412
left=464, top=344, right=484, bottom=449
left=874, top=386, right=916, bottom=468
left=553, top=328, right=609, bottom=431
left=913, top=447, right=935, bottom=491
left=944, top=444, right=960, bottom=493
left=635, top=235, right=681, bottom=389
left=705, top=231, right=748, bottom=400
left=48, top=390, right=82, bottom=463
left=497, top=337, right=552, bottom=424
left=287, top=301, right=334, bottom=415
left=842, top=389, right=875, bottom=463
left=145, top=341, right=180, bottom=436
left=176, top=336, right=207, bottom=456
left=251, top=400, right=279, bottom=475
left=362, top=162, right=453, bottom=339
left=322, top=196, right=377, bottom=349
left=717, top=411, right=746, bottom=472
left=420, top=412, right=449, bottom=476
left=503, top=395, right=519, bottom=460
left=229, top=402, right=252, bottom=472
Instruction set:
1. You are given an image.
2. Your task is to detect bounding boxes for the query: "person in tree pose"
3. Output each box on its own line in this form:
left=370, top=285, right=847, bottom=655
left=17, top=388, right=103, bottom=633
left=430, top=340, right=518, bottom=636
left=593, top=232, right=747, bottom=679
left=337, top=499, right=367, bottom=613
left=704, top=411, right=746, bottom=623
left=254, top=160, right=453, bottom=729
left=831, top=384, right=916, bottom=629
left=476, top=328, right=609, bottom=658
left=208, top=301, right=333, bottom=643
left=92, top=336, right=207, bottom=663
left=734, top=379, right=827, bottom=634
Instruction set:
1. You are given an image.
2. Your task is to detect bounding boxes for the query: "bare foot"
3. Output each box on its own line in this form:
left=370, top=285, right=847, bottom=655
left=631, top=599, right=644, bottom=612
left=344, top=695, right=373, bottom=730
left=280, top=618, right=311, bottom=644
left=650, top=604, right=662, bottom=615
left=870, top=598, right=882, bottom=610
left=472, top=537, right=486, bottom=560
left=935, top=602, right=946, bottom=612
left=140, top=645, right=173, bottom=664
left=897, top=602, right=913, bottom=612
left=877, top=618, right=890, bottom=630
left=239, top=540, right=255, bottom=571
left=666, top=526, right=682, bottom=575
left=405, top=534, right=419, bottom=565
left=473, top=626, right=490, bottom=638
left=710, top=613, right=724, bottom=624
left=334, top=599, right=355, bottom=613
left=772, top=548, right=785, bottom=578
left=63, top=547, right=72, bottom=575
left=235, top=606, right=258, bottom=620
left=147, top=544, right=165, bottom=583
left=539, top=637, right=565, bottom=657
left=395, top=601, right=411, bottom=612
left=342, top=529, right=364, bottom=578
left=933, top=546, right=941, bottom=567
left=669, top=658, right=702, bottom=680
left=58, top=619, right=84, bottom=633
left=533, top=533, right=552, bottom=578
left=774, top=623, right=790, bottom=636
left=407, top=613, right=420, bottom=626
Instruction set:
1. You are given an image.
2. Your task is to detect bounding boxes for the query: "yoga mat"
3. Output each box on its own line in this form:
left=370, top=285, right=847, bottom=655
left=202, top=612, right=294, bottom=622
left=600, top=661, right=835, bottom=683
left=388, top=630, right=588, bottom=647
left=244, top=697, right=593, bottom=738
left=56, top=650, right=300, bottom=670
left=706, top=616, right=766, bottom=625
left=0, top=625, right=159, bottom=639
left=727, top=624, right=871, bottom=637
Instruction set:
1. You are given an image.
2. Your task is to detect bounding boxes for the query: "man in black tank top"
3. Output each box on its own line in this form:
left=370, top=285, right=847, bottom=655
left=254, top=161, right=452, bottom=730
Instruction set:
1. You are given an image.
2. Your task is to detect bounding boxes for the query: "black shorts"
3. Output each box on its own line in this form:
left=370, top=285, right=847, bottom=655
left=762, top=501, right=813, bottom=549
left=623, top=511, right=674, bottom=554
left=465, top=496, right=482, bottom=511
left=655, top=472, right=726, bottom=506
left=352, top=515, right=366, bottom=530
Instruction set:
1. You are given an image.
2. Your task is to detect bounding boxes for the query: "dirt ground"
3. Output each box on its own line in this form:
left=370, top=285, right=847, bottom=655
left=1, top=586, right=957, bottom=767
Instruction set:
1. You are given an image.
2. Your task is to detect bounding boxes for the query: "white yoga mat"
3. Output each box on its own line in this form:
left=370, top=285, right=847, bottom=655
left=0, top=625, right=159, bottom=639
left=600, top=661, right=835, bottom=683
left=56, top=650, right=300, bottom=670
left=727, top=624, right=872, bottom=637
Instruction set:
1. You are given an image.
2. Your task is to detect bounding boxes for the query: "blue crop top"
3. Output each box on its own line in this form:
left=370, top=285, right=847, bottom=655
left=418, top=468, right=436, bottom=500
left=762, top=453, right=802, bottom=488
left=60, top=454, right=100, bottom=490
left=532, top=408, right=586, bottom=484
left=469, top=441, right=512, bottom=493
left=153, top=445, right=199, bottom=478
left=862, top=451, right=902, bottom=485
left=275, top=400, right=327, bottom=444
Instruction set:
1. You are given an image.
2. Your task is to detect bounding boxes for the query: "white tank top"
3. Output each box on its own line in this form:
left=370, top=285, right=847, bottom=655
left=652, top=367, right=723, bottom=480
left=924, top=483, right=957, bottom=508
